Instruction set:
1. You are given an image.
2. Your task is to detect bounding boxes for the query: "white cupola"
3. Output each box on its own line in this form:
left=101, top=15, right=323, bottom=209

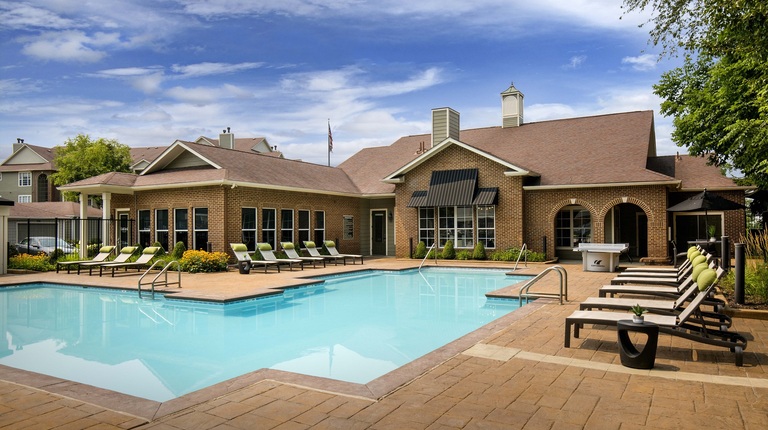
left=501, top=83, right=524, bottom=128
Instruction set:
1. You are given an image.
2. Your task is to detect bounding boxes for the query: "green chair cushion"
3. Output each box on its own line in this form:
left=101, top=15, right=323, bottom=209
left=99, top=246, right=113, bottom=253
left=324, top=240, right=335, bottom=248
left=143, top=247, right=159, bottom=255
left=691, top=254, right=707, bottom=266
left=282, top=243, right=295, bottom=250
left=258, top=243, right=272, bottom=251
left=121, top=246, right=137, bottom=254
left=687, top=246, right=698, bottom=259
left=697, top=268, right=718, bottom=291
left=688, top=250, right=701, bottom=262
left=691, top=262, right=709, bottom=282
left=231, top=244, right=247, bottom=252
left=305, top=241, right=315, bottom=248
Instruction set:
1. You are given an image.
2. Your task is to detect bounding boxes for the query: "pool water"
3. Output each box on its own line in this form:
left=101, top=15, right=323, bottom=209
left=0, top=268, right=526, bottom=401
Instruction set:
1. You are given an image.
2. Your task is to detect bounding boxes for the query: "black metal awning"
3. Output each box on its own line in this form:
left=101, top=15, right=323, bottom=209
left=423, top=169, right=477, bottom=207
left=472, top=187, right=498, bottom=206
left=407, top=169, right=498, bottom=208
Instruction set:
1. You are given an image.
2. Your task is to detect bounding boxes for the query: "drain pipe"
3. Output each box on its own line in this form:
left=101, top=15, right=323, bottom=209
left=734, top=243, right=745, bottom=305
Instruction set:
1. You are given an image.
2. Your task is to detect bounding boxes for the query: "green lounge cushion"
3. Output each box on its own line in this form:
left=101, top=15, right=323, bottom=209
left=691, top=254, right=707, bottom=266
left=324, top=240, right=335, bottom=248
left=258, top=243, right=273, bottom=251
left=697, top=268, right=718, bottom=291
left=231, top=243, right=247, bottom=252
left=282, top=243, right=295, bottom=250
left=691, top=262, right=709, bottom=282
left=120, top=246, right=137, bottom=254
left=687, top=246, right=698, bottom=257
left=305, top=241, right=316, bottom=248
left=99, top=246, right=113, bottom=253
left=688, top=250, right=701, bottom=262
left=143, top=247, right=160, bottom=255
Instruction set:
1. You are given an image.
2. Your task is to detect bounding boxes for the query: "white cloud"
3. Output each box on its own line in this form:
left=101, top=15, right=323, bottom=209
left=0, top=1, right=79, bottom=30
left=20, top=30, right=121, bottom=62
left=562, top=55, right=587, bottom=70
left=171, top=62, right=265, bottom=78
left=622, top=54, right=657, bottom=71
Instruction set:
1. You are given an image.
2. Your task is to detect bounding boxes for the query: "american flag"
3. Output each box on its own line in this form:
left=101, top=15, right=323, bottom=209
left=327, top=122, right=333, bottom=153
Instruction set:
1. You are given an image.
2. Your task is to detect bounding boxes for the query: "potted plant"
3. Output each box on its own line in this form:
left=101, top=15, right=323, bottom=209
left=707, top=225, right=717, bottom=242
left=630, top=304, right=646, bottom=323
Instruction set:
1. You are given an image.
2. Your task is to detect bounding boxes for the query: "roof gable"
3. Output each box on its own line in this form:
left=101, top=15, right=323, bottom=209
left=383, top=138, right=533, bottom=183
left=1, top=144, right=53, bottom=166
left=141, top=142, right=221, bottom=175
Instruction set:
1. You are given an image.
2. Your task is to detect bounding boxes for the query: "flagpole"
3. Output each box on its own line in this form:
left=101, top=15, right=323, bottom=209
left=327, top=119, right=332, bottom=167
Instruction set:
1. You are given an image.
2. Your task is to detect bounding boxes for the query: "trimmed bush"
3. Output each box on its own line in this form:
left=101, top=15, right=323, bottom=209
left=442, top=240, right=456, bottom=260
left=152, top=241, right=167, bottom=256
left=179, top=250, right=229, bottom=273
left=456, top=250, right=472, bottom=260
left=472, top=242, right=486, bottom=260
left=413, top=241, right=428, bottom=259
left=171, top=241, right=186, bottom=260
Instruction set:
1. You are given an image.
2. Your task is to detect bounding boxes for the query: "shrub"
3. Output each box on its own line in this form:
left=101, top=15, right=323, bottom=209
left=179, top=250, right=229, bottom=273
left=413, top=241, right=428, bottom=259
left=442, top=240, right=456, bottom=260
left=489, top=246, right=546, bottom=262
left=472, top=242, right=486, bottom=260
left=171, top=241, right=186, bottom=260
left=456, top=250, right=472, bottom=260
left=7, top=242, right=18, bottom=259
left=48, top=248, right=65, bottom=263
left=9, top=254, right=54, bottom=271
left=721, top=259, right=768, bottom=304
left=152, top=241, right=167, bottom=256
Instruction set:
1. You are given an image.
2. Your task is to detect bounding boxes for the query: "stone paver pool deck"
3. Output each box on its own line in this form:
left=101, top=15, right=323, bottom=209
left=0, top=258, right=766, bottom=429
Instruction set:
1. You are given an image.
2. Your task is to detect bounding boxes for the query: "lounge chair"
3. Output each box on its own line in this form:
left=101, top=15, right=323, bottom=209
left=304, top=241, right=348, bottom=265
left=599, top=261, right=717, bottom=298
left=582, top=267, right=729, bottom=328
left=229, top=243, right=281, bottom=273
left=99, top=246, right=162, bottom=277
left=619, top=252, right=711, bottom=278
left=565, top=274, right=747, bottom=366
left=56, top=245, right=115, bottom=274
left=610, top=262, right=694, bottom=286
left=77, top=246, right=138, bottom=275
left=323, top=240, right=363, bottom=264
left=620, top=245, right=702, bottom=275
left=281, top=242, right=325, bottom=268
left=256, top=243, right=303, bottom=271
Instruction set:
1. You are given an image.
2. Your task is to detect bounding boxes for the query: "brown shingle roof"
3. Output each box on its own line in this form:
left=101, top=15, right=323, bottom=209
left=10, top=202, right=102, bottom=219
left=648, top=154, right=739, bottom=190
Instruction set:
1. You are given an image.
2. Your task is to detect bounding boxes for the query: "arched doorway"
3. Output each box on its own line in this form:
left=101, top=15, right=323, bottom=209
left=604, top=203, right=647, bottom=259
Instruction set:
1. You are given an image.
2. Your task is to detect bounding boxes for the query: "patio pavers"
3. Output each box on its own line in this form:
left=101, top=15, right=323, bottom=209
left=1, top=258, right=766, bottom=429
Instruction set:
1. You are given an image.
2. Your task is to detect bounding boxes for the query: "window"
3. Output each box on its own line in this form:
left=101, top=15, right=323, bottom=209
left=193, top=208, right=208, bottom=250
left=37, top=174, right=48, bottom=202
left=174, top=208, right=188, bottom=249
left=314, top=211, right=325, bottom=244
left=155, top=209, right=169, bottom=251
left=18, top=172, right=31, bottom=187
left=242, top=208, right=257, bottom=251
left=298, top=210, right=310, bottom=246
left=556, top=206, right=591, bottom=248
left=280, top=209, right=294, bottom=245
left=343, top=215, right=354, bottom=240
left=438, top=206, right=474, bottom=248
left=418, top=208, right=435, bottom=246
left=138, top=210, right=151, bottom=247
left=262, top=208, right=276, bottom=249
left=476, top=206, right=495, bottom=248
left=17, top=195, right=31, bottom=203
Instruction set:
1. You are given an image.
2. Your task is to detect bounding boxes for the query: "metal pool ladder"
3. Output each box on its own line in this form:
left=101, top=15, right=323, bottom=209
left=518, top=265, right=568, bottom=305
left=508, top=243, right=528, bottom=272
left=138, top=260, right=181, bottom=299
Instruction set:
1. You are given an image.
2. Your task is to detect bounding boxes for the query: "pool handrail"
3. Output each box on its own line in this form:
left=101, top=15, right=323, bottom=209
left=518, top=265, right=568, bottom=305
left=419, top=242, right=437, bottom=271
left=138, top=260, right=181, bottom=299
left=509, top=243, right=528, bottom=272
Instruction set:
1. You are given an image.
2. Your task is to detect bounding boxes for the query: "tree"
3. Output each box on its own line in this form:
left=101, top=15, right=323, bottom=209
left=51, top=134, right=132, bottom=202
left=623, top=1, right=768, bottom=189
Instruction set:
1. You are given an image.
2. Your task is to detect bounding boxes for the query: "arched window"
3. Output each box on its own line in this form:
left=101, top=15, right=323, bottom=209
left=37, top=174, right=49, bottom=202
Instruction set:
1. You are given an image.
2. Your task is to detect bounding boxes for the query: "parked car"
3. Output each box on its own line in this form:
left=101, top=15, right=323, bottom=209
left=15, top=237, right=75, bottom=256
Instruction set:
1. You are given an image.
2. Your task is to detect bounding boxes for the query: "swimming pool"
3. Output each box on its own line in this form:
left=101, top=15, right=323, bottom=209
left=0, top=268, right=527, bottom=401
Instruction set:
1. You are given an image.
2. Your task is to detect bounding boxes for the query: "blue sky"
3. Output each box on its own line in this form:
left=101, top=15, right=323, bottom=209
left=0, top=0, right=680, bottom=166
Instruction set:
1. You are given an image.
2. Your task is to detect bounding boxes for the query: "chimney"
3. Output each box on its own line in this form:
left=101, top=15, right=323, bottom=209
left=219, top=127, right=234, bottom=149
left=431, top=107, right=460, bottom=147
left=13, top=138, right=25, bottom=153
left=501, top=82, right=524, bottom=127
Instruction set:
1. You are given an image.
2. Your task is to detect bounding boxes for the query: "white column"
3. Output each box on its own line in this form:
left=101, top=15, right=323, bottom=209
left=102, top=192, right=111, bottom=247
left=80, top=194, right=88, bottom=258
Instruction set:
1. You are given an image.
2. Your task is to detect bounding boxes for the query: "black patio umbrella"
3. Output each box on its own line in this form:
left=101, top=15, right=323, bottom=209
left=667, top=188, right=745, bottom=237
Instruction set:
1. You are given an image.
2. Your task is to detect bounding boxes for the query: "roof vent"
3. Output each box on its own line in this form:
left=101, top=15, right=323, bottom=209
left=219, top=127, right=234, bottom=149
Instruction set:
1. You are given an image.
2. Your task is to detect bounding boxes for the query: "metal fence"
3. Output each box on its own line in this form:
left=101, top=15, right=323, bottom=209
left=11, top=218, right=135, bottom=254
